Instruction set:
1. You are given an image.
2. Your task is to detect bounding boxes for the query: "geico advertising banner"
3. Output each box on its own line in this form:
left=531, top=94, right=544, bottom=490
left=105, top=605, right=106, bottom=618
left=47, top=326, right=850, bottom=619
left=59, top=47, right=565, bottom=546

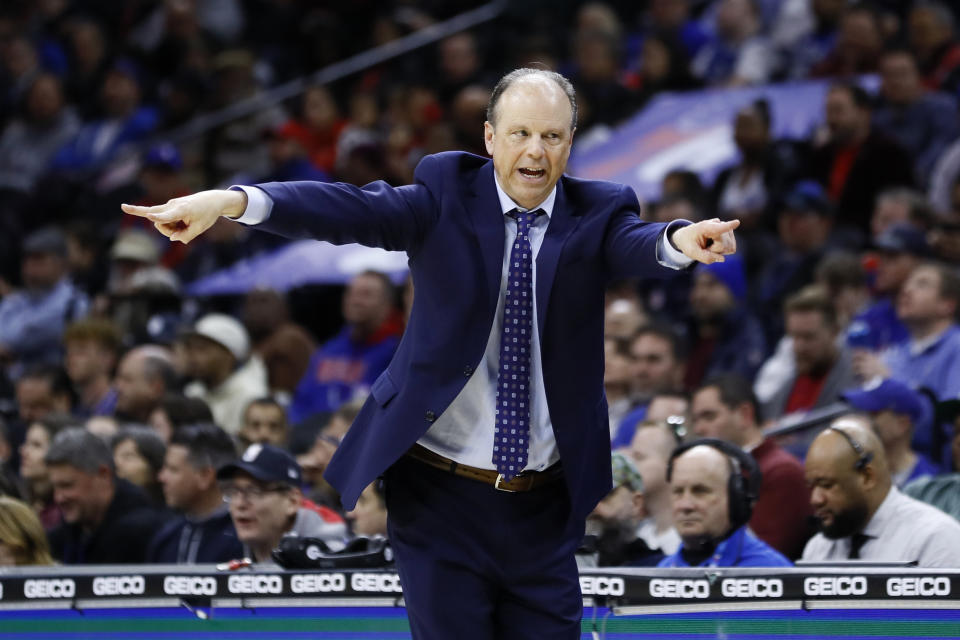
left=0, top=569, right=958, bottom=607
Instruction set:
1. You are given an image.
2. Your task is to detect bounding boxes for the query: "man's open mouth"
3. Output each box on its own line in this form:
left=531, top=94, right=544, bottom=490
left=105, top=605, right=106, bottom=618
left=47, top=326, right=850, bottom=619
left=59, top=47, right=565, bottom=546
left=519, top=168, right=546, bottom=178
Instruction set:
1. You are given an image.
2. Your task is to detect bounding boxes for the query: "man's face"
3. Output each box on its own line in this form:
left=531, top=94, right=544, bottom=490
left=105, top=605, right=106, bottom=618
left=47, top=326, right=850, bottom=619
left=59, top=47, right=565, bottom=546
left=603, top=340, right=632, bottom=388
left=874, top=251, right=917, bottom=294
left=629, top=334, right=679, bottom=397
left=241, top=403, right=287, bottom=447
left=691, top=387, right=740, bottom=442
left=778, top=210, right=829, bottom=253
left=805, top=437, right=870, bottom=539
left=690, top=270, right=734, bottom=321
left=786, top=310, right=837, bottom=376
left=342, top=274, right=390, bottom=329
left=346, top=483, right=388, bottom=536
left=628, top=425, right=676, bottom=499
left=897, top=266, right=950, bottom=324
left=65, top=339, right=113, bottom=386
left=869, top=410, right=906, bottom=448
left=484, top=77, right=574, bottom=211
left=114, top=353, right=159, bottom=417
left=159, top=445, right=209, bottom=511
left=871, top=198, right=910, bottom=239
left=670, top=448, right=731, bottom=542
left=48, top=464, right=109, bottom=526
left=183, top=335, right=233, bottom=384
left=881, top=53, right=920, bottom=104
left=226, top=473, right=299, bottom=550
left=16, top=378, right=57, bottom=424
left=588, top=485, right=641, bottom=529
left=22, top=252, right=65, bottom=291
left=825, top=88, right=863, bottom=144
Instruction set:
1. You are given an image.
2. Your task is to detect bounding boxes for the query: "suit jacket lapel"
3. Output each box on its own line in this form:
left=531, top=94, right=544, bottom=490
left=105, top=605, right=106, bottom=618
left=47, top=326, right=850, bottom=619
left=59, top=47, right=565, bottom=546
left=466, top=162, right=505, bottom=313
left=536, top=178, right=580, bottom=344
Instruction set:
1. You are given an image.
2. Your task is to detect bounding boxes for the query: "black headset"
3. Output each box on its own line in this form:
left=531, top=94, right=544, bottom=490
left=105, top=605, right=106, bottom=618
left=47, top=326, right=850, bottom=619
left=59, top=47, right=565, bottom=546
left=666, top=437, right=762, bottom=531
left=828, top=426, right=874, bottom=471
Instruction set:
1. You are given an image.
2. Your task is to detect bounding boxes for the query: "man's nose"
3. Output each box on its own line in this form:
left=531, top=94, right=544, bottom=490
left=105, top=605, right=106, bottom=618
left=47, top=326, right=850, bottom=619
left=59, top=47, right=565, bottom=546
left=810, top=487, right=825, bottom=507
left=524, top=137, right=544, bottom=159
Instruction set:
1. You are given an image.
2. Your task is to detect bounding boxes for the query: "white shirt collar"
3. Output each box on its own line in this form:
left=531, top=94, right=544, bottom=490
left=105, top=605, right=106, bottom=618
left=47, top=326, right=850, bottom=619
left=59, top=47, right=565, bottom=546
left=493, top=172, right=556, bottom=218
left=861, top=486, right=903, bottom=538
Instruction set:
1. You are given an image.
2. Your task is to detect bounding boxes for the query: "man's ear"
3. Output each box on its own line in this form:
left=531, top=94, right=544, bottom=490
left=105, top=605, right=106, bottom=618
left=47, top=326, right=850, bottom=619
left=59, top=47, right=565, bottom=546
left=632, top=491, right=647, bottom=520
left=484, top=121, right=495, bottom=156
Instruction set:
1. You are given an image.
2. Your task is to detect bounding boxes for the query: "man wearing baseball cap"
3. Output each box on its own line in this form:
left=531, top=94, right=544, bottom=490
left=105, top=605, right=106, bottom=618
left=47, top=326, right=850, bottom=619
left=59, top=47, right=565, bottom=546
left=842, top=378, right=941, bottom=487
left=182, top=313, right=268, bottom=435
left=218, top=443, right=348, bottom=563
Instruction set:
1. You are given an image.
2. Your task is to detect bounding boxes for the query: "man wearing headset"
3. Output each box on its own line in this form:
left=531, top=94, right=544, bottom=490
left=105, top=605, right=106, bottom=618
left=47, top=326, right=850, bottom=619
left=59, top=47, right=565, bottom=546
left=803, top=416, right=960, bottom=567
left=658, top=438, right=791, bottom=567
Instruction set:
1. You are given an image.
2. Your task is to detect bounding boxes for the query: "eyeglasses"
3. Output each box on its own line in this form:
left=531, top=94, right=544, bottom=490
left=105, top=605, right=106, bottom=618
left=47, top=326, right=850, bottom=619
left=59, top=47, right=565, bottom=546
left=220, top=482, right=290, bottom=503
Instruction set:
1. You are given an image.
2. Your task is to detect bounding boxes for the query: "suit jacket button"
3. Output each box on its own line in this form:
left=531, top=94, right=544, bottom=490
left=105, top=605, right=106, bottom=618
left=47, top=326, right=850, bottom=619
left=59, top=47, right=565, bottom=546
left=463, top=365, right=473, bottom=377
left=425, top=410, right=436, bottom=422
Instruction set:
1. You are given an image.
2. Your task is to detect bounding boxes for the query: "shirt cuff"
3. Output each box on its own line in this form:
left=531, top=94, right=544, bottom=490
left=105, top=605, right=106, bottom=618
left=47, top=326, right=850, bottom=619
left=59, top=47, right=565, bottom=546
left=657, top=220, right=695, bottom=269
left=229, top=185, right=273, bottom=225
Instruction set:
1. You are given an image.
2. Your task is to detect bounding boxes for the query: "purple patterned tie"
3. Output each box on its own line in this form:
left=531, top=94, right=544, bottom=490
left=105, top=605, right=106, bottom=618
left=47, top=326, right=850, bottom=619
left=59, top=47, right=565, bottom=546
left=493, top=208, right=541, bottom=480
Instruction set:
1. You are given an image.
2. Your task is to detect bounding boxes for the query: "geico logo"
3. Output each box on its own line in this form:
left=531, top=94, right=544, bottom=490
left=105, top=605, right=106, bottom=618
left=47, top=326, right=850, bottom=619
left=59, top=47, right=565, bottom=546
left=803, top=576, right=867, bottom=596
left=887, top=577, right=951, bottom=597
left=579, top=576, right=626, bottom=597
left=93, top=576, right=145, bottom=596
left=163, top=576, right=217, bottom=596
left=24, top=579, right=76, bottom=599
left=350, top=573, right=403, bottom=593
left=720, top=578, right=784, bottom=598
left=649, top=579, right=710, bottom=599
left=289, top=574, right=346, bottom=594
left=228, top=575, right=283, bottom=595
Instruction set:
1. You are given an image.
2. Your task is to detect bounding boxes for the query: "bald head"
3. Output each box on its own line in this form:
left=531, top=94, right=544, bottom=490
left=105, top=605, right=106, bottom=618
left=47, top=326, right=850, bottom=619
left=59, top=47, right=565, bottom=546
left=805, top=415, right=891, bottom=539
left=810, top=417, right=888, bottom=479
left=669, top=445, right=732, bottom=543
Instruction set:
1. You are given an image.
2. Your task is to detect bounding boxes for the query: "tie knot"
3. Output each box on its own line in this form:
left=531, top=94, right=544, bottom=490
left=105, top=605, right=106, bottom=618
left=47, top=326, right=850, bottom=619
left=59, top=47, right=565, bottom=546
left=509, top=208, right=542, bottom=228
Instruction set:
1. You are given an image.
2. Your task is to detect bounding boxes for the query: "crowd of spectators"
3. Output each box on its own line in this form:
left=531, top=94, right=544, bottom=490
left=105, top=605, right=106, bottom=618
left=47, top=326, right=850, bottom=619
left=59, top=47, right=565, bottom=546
left=2, top=0, right=960, bottom=569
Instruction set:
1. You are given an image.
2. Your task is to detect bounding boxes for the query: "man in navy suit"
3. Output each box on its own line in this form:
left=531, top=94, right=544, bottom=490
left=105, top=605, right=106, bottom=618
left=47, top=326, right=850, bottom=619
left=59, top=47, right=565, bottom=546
left=125, top=68, right=738, bottom=639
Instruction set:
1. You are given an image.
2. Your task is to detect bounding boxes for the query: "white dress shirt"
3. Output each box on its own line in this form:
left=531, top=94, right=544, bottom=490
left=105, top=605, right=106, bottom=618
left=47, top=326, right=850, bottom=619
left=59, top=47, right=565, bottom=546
left=232, top=175, right=693, bottom=471
left=802, top=486, right=960, bottom=568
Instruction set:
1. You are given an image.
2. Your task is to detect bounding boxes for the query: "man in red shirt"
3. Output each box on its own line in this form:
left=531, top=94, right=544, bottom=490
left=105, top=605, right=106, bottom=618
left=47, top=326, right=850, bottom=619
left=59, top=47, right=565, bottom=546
left=763, top=285, right=858, bottom=421
left=690, top=373, right=813, bottom=560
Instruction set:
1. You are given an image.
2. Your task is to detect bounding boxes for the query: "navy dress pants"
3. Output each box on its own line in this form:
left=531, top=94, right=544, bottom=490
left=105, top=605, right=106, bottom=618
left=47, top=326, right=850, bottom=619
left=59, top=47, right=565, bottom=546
left=385, top=455, right=585, bottom=640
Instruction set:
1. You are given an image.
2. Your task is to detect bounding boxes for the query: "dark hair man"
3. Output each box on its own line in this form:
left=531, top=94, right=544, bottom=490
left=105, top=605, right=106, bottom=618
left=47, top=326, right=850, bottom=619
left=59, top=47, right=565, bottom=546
left=124, top=67, right=739, bottom=639
left=692, top=374, right=812, bottom=559
left=147, top=423, right=242, bottom=563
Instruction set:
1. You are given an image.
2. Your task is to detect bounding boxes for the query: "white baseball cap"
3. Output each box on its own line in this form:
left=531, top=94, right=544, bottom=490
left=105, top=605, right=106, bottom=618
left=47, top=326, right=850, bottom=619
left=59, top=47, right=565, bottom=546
left=186, top=313, right=250, bottom=362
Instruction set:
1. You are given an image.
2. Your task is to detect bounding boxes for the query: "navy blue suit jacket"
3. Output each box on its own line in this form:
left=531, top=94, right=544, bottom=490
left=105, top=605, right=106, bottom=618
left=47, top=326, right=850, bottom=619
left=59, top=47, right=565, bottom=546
left=253, top=151, right=680, bottom=520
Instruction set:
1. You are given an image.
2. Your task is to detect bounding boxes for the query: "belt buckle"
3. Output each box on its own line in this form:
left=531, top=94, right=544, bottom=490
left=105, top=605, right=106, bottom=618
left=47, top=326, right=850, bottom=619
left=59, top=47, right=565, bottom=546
left=494, top=473, right=517, bottom=492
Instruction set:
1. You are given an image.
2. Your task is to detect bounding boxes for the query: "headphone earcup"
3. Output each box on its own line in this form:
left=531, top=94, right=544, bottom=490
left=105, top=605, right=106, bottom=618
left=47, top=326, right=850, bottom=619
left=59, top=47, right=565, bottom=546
left=727, top=471, right=749, bottom=529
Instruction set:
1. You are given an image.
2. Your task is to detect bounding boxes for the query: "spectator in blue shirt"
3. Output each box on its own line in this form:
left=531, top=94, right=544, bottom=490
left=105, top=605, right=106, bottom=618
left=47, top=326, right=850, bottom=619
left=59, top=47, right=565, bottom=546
left=855, top=262, right=960, bottom=418
left=658, top=440, right=792, bottom=568
left=842, top=379, right=941, bottom=487
left=288, top=271, right=402, bottom=425
left=0, top=228, right=88, bottom=378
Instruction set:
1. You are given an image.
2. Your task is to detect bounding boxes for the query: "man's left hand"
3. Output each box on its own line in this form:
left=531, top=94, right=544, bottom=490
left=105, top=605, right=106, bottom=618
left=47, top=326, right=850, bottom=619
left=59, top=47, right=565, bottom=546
left=671, top=218, right=740, bottom=264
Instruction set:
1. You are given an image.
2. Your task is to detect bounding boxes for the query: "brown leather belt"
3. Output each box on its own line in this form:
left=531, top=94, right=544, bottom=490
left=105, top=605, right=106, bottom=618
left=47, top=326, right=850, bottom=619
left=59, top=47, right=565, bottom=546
left=406, top=444, right=563, bottom=492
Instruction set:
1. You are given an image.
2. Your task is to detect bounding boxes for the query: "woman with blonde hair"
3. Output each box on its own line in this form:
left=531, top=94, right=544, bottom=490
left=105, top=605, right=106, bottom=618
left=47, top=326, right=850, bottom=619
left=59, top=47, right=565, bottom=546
left=0, top=496, right=55, bottom=566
